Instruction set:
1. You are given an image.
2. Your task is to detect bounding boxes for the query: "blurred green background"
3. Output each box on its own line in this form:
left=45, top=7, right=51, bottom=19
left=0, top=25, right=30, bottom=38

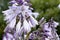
left=0, top=0, right=60, bottom=40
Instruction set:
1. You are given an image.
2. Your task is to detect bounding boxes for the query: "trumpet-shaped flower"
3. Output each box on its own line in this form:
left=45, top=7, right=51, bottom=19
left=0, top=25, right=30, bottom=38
left=3, top=33, right=15, bottom=40
left=2, top=0, right=39, bottom=39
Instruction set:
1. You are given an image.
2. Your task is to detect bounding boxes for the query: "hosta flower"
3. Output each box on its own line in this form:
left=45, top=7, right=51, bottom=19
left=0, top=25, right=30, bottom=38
left=43, top=19, right=59, bottom=40
left=2, top=0, right=39, bottom=39
left=3, top=33, right=15, bottom=40
left=15, top=0, right=23, bottom=5
left=16, top=20, right=21, bottom=33
left=23, top=19, right=31, bottom=33
left=15, top=0, right=30, bottom=5
left=43, top=23, right=53, bottom=38
left=53, top=21, right=59, bottom=28
left=9, top=0, right=16, bottom=5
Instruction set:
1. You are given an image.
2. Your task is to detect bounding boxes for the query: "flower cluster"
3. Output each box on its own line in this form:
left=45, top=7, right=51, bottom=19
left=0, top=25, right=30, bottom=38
left=42, top=18, right=59, bottom=40
left=28, top=18, right=59, bottom=40
left=2, top=0, right=59, bottom=40
left=2, top=0, right=39, bottom=40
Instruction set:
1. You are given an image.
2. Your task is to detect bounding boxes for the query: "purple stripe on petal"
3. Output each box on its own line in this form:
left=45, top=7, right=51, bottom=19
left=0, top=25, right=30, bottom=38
left=15, top=0, right=23, bottom=5
left=9, top=0, right=16, bottom=4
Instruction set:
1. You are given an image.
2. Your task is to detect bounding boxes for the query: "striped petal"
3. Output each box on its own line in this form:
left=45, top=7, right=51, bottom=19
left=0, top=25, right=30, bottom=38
left=16, top=20, right=21, bottom=33
left=4, top=17, right=16, bottom=32
left=23, top=19, right=31, bottom=33
left=28, top=21, right=33, bottom=27
left=8, top=17, right=16, bottom=28
left=30, top=16, right=38, bottom=27
left=6, top=33, right=13, bottom=38
left=2, top=9, right=13, bottom=16
left=4, top=14, right=15, bottom=21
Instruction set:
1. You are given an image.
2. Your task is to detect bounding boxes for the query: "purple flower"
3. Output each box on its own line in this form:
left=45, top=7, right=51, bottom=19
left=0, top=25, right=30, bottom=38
left=29, top=33, right=35, bottom=39
left=15, top=0, right=23, bottom=5
left=15, top=0, right=30, bottom=5
left=3, top=33, right=15, bottom=40
left=9, top=0, right=16, bottom=5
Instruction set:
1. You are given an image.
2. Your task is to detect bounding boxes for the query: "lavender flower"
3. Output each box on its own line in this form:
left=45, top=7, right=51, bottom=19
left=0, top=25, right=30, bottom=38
left=3, top=33, right=15, bottom=40
left=38, top=18, right=60, bottom=40
left=15, top=0, right=30, bottom=5
left=15, top=0, right=23, bottom=5
left=2, top=0, right=39, bottom=40
left=9, top=0, right=16, bottom=5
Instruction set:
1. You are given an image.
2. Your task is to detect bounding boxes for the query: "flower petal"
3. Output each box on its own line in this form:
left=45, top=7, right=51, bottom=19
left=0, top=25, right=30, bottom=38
left=3, top=36, right=7, bottom=40
left=16, top=20, right=21, bottom=33
left=4, top=17, right=16, bottom=32
left=30, top=16, right=38, bottom=27
left=23, top=19, right=31, bottom=33
left=32, top=12, right=39, bottom=18
left=28, top=21, right=33, bottom=27
left=53, top=21, right=59, bottom=27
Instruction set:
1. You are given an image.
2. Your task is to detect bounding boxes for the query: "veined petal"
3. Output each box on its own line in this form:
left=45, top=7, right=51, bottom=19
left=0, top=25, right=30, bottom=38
left=45, top=31, right=53, bottom=37
left=23, top=19, right=31, bottom=33
left=6, top=33, right=13, bottom=38
left=4, top=14, right=15, bottom=22
left=28, top=21, right=33, bottom=27
left=4, top=17, right=16, bottom=32
left=16, top=20, right=21, bottom=33
left=8, top=17, right=16, bottom=28
left=2, top=9, right=13, bottom=16
left=9, top=17, right=16, bottom=28
left=14, top=27, right=23, bottom=38
left=43, top=23, right=52, bottom=32
left=30, top=16, right=38, bottom=27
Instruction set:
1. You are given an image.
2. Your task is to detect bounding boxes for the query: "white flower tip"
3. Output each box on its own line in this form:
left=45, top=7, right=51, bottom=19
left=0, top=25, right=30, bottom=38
left=39, top=17, right=45, bottom=23
left=40, top=17, right=45, bottom=21
left=12, top=3, right=18, bottom=6
left=58, top=4, right=60, bottom=8
left=32, top=12, right=39, bottom=18
left=24, top=35, right=27, bottom=38
left=54, top=21, right=59, bottom=27
left=2, top=11, right=5, bottom=13
left=30, top=8, right=34, bottom=10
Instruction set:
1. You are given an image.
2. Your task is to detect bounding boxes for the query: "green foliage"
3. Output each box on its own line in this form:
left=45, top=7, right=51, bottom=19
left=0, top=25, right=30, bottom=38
left=30, top=0, right=60, bottom=34
left=0, top=0, right=60, bottom=39
left=0, top=0, right=9, bottom=39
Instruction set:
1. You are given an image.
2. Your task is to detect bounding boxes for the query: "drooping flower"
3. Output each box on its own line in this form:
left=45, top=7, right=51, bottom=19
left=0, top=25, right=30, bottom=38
left=15, top=0, right=24, bottom=5
left=38, top=18, right=59, bottom=40
left=3, top=33, right=15, bottom=40
left=2, top=0, right=39, bottom=40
